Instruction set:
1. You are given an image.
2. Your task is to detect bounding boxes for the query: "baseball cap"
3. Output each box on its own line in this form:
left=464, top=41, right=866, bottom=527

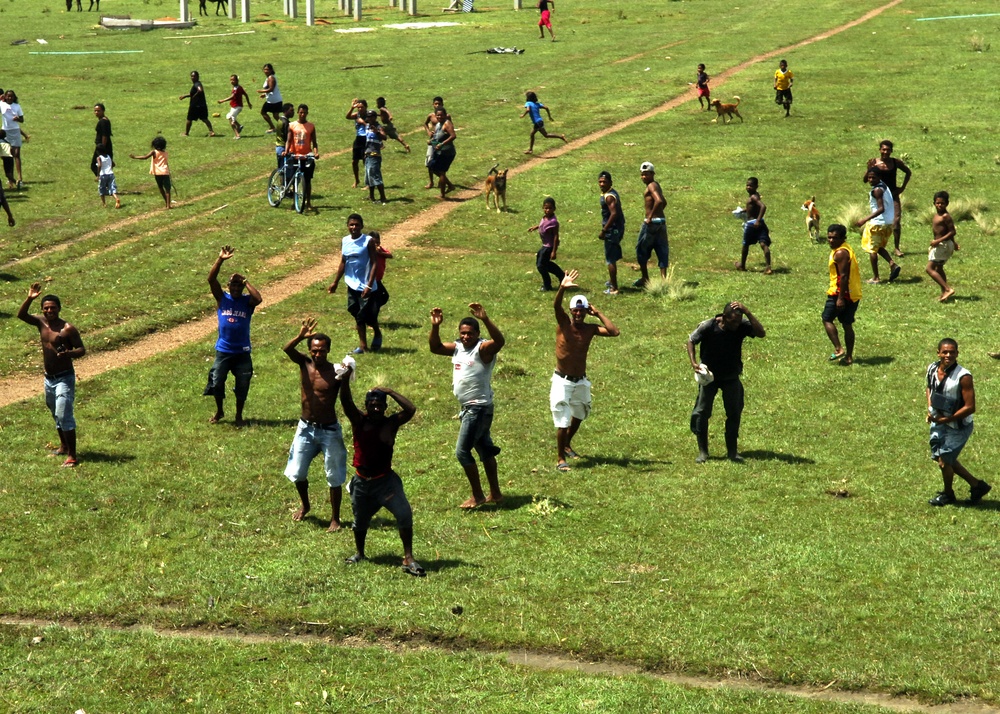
left=569, top=295, right=589, bottom=310
left=640, top=161, right=655, bottom=173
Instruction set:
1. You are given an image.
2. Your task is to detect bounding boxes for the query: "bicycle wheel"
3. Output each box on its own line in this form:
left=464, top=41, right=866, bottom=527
left=267, top=167, right=285, bottom=207
left=293, top=171, right=305, bottom=214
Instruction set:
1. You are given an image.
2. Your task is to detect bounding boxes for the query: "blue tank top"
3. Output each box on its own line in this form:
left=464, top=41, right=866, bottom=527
left=601, top=188, right=625, bottom=234
left=342, top=233, right=377, bottom=292
left=215, top=292, right=255, bottom=353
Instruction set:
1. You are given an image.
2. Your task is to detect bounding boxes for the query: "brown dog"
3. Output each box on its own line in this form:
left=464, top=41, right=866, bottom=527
left=484, top=163, right=508, bottom=212
left=709, top=96, right=742, bottom=124
left=802, top=196, right=821, bottom=241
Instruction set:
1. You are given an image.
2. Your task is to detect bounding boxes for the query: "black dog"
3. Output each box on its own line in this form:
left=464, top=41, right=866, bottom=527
left=199, top=0, right=229, bottom=15
left=66, top=0, right=100, bottom=10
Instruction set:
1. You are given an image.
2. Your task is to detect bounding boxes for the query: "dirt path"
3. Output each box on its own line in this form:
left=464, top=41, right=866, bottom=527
left=0, top=0, right=904, bottom=409
left=0, top=616, right=995, bottom=713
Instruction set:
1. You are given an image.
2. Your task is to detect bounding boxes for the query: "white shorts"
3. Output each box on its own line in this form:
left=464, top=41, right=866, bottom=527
left=550, top=373, right=591, bottom=428
left=928, top=240, right=955, bottom=264
left=226, top=106, right=244, bottom=122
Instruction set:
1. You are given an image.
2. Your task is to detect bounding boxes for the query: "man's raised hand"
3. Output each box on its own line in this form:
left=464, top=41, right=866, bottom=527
left=468, top=303, right=487, bottom=320
left=560, top=270, right=579, bottom=290
left=219, top=245, right=235, bottom=261
left=430, top=307, right=444, bottom=326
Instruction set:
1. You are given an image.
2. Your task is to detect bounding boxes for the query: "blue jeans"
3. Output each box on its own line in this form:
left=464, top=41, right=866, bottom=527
left=203, top=351, right=253, bottom=400
left=284, top=420, right=347, bottom=487
left=455, top=404, right=500, bottom=466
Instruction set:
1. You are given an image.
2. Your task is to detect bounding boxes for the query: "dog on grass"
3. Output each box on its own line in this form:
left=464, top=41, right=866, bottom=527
left=199, top=0, right=229, bottom=15
left=484, top=163, right=508, bottom=212
left=802, top=196, right=821, bottom=241
left=709, top=96, right=743, bottom=124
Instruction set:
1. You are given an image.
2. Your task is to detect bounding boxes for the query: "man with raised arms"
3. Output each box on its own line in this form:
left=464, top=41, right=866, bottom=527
left=18, top=284, right=86, bottom=468
left=429, top=303, right=506, bottom=508
left=339, top=373, right=425, bottom=576
left=552, top=270, right=620, bottom=472
left=282, top=319, right=347, bottom=532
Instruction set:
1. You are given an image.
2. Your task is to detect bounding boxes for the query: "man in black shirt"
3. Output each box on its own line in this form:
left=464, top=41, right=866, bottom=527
left=92, top=103, right=112, bottom=177
left=687, top=301, right=765, bottom=463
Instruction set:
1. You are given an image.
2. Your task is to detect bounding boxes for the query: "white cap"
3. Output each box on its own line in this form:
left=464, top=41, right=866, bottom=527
left=569, top=294, right=589, bottom=310
left=640, top=161, right=655, bottom=173
left=694, top=364, right=715, bottom=386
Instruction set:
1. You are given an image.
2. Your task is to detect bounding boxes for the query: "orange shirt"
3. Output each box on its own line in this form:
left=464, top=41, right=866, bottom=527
left=288, top=121, right=315, bottom=156
left=149, top=150, right=169, bottom=176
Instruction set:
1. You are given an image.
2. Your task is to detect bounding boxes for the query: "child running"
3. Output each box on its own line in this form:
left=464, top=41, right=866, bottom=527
left=926, top=191, right=958, bottom=302
left=375, top=97, right=410, bottom=153
left=520, top=91, right=567, bottom=155
left=218, top=74, right=252, bottom=140
left=130, top=136, right=171, bottom=209
left=94, top=145, right=121, bottom=209
left=527, top=196, right=564, bottom=291
left=694, top=64, right=710, bottom=110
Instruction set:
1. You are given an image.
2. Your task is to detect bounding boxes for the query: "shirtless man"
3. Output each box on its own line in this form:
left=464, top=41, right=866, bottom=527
left=635, top=161, right=668, bottom=287
left=736, top=177, right=772, bottom=275
left=282, top=319, right=347, bottom=532
left=18, top=284, right=86, bottom=467
left=339, top=373, right=425, bottom=576
left=552, top=270, right=620, bottom=471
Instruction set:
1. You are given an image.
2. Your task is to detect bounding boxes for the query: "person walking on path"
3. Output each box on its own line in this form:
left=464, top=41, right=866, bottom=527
left=17, top=285, right=86, bottom=468
left=329, top=214, right=382, bottom=354
left=282, top=319, right=348, bottom=532
left=687, top=301, right=765, bottom=463
left=427, top=107, right=457, bottom=200
left=926, top=338, right=991, bottom=507
left=823, top=224, right=862, bottom=365
left=204, top=246, right=262, bottom=428
left=339, top=373, right=425, bottom=576
left=180, top=71, right=215, bottom=137
left=429, top=303, right=506, bottom=508
left=551, top=270, right=619, bottom=472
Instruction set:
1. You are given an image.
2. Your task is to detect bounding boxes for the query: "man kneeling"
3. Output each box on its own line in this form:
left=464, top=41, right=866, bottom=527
left=340, top=371, right=425, bottom=576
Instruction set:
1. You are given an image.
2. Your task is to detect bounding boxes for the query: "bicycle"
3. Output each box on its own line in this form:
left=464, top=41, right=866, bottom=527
left=267, top=153, right=316, bottom=214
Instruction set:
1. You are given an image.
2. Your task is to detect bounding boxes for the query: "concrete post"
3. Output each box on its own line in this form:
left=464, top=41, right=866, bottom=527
left=179, top=0, right=189, bottom=22
left=306, top=0, right=315, bottom=24
left=289, top=0, right=297, bottom=18
left=344, top=0, right=352, bottom=16
left=228, top=0, right=235, bottom=19
left=241, top=0, right=250, bottom=22
left=408, top=0, right=417, bottom=15
left=353, top=0, right=362, bottom=20
left=513, top=0, right=522, bottom=8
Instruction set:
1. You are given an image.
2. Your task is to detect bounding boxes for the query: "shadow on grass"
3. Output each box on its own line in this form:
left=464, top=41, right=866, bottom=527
left=955, top=499, right=1000, bottom=512
left=369, top=345, right=418, bottom=356
left=767, top=266, right=792, bottom=275
left=852, top=355, right=894, bottom=367
left=380, top=320, right=422, bottom=330
left=467, top=494, right=535, bottom=511
left=363, top=553, right=468, bottom=573
left=740, top=449, right=815, bottom=465
left=0, top=273, right=18, bottom=282
left=81, top=451, right=136, bottom=464
left=0, top=311, right=11, bottom=318
left=234, top=418, right=299, bottom=429
left=953, top=295, right=982, bottom=302
left=572, top=455, right=665, bottom=470
left=893, top=275, right=922, bottom=285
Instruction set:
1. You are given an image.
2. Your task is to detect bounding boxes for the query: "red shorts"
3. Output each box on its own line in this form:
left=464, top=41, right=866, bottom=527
left=539, top=9, right=551, bottom=27
left=697, top=87, right=710, bottom=98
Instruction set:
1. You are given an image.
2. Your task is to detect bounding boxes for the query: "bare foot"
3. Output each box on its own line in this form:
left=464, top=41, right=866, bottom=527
left=209, top=413, right=223, bottom=424
left=292, top=506, right=310, bottom=522
left=234, top=418, right=247, bottom=428
left=352, top=181, right=359, bottom=188
left=734, top=262, right=746, bottom=271
left=524, top=150, right=533, bottom=154
left=425, top=182, right=435, bottom=189
left=209, top=132, right=216, bottom=137
left=485, top=493, right=504, bottom=504
left=459, top=496, right=486, bottom=509
left=764, top=267, right=773, bottom=275
left=843, top=357, right=854, bottom=366
left=327, top=519, right=342, bottom=533
left=939, top=289, right=955, bottom=302
left=894, top=249, right=904, bottom=257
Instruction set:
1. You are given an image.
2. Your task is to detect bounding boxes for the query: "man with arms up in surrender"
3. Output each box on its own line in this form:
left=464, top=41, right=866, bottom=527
left=283, top=319, right=347, bottom=532
left=823, top=224, right=862, bottom=365
left=926, top=338, right=991, bottom=507
left=429, top=303, right=506, bottom=508
left=205, top=245, right=262, bottom=427
left=552, top=270, right=620, bottom=472
left=339, top=371, right=425, bottom=576
left=18, top=285, right=86, bottom=467
left=687, top=301, right=765, bottom=463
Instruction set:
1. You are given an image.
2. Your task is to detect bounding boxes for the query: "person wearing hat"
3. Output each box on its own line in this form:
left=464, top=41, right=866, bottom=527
left=687, top=301, right=765, bottom=463
left=597, top=171, right=625, bottom=295
left=338, top=370, right=425, bottom=575
left=552, top=270, right=620, bottom=471
left=429, top=303, right=506, bottom=508
left=636, top=162, right=668, bottom=287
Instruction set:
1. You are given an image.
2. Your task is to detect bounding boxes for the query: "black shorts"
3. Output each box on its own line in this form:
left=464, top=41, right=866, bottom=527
left=347, top=287, right=379, bottom=326
left=352, top=135, right=366, bottom=162
left=533, top=120, right=545, bottom=131
left=350, top=471, right=413, bottom=531
left=775, top=88, right=793, bottom=105
left=288, top=155, right=315, bottom=180
left=155, top=174, right=172, bottom=192
left=262, top=101, right=283, bottom=114
left=822, top=295, right=859, bottom=325
left=187, top=104, right=209, bottom=122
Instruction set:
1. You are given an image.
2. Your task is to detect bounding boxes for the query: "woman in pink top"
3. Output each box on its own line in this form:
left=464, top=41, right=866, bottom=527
left=527, top=196, right=564, bottom=291
left=130, top=136, right=171, bottom=209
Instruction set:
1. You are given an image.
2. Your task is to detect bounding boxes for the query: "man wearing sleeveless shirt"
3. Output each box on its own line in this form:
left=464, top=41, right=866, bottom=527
left=283, top=319, right=348, bottom=532
left=285, top=104, right=318, bottom=212
left=823, top=224, right=861, bottom=365
left=429, top=303, right=506, bottom=508
left=205, top=246, right=262, bottom=427
left=926, top=338, right=991, bottom=506
left=597, top=171, right=624, bottom=295
left=857, top=169, right=900, bottom=284
left=339, top=373, right=425, bottom=576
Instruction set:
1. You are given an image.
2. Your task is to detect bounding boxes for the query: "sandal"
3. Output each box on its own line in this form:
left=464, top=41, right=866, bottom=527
left=556, top=462, right=571, bottom=472
left=345, top=553, right=365, bottom=565
left=402, top=560, right=426, bottom=577
left=563, top=447, right=581, bottom=459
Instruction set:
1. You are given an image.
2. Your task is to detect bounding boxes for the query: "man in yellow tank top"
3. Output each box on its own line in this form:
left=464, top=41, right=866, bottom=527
left=822, top=224, right=861, bottom=365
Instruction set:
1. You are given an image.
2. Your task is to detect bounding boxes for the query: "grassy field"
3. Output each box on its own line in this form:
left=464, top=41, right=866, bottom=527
left=3, top=0, right=1000, bottom=710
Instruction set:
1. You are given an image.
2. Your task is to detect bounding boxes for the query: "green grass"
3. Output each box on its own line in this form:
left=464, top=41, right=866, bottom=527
left=3, top=0, right=1000, bottom=710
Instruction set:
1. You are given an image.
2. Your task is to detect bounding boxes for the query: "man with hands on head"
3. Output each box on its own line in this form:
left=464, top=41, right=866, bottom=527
left=339, top=370, right=425, bottom=576
left=205, top=245, right=262, bottom=428
left=18, top=284, right=86, bottom=468
left=552, top=269, right=620, bottom=472
left=282, top=318, right=348, bottom=533
left=429, top=303, right=506, bottom=509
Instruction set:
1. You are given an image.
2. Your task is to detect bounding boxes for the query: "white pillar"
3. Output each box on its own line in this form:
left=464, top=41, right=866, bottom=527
left=179, top=0, right=189, bottom=22
left=241, top=0, right=250, bottom=22
left=353, top=0, right=361, bottom=20
left=408, top=0, right=417, bottom=14
left=289, top=0, right=297, bottom=18
left=344, top=0, right=352, bottom=16
left=513, top=0, right=522, bottom=8
left=228, top=0, right=235, bottom=19
left=306, top=0, right=315, bottom=25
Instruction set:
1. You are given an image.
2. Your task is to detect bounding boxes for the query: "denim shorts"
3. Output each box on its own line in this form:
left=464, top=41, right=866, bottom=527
left=636, top=220, right=669, bottom=268
left=455, top=404, right=501, bottom=466
left=930, top=422, right=973, bottom=465
left=44, top=371, right=76, bottom=431
left=284, top=420, right=347, bottom=487
left=350, top=471, right=413, bottom=531
left=364, top=154, right=383, bottom=187
left=203, top=351, right=253, bottom=400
